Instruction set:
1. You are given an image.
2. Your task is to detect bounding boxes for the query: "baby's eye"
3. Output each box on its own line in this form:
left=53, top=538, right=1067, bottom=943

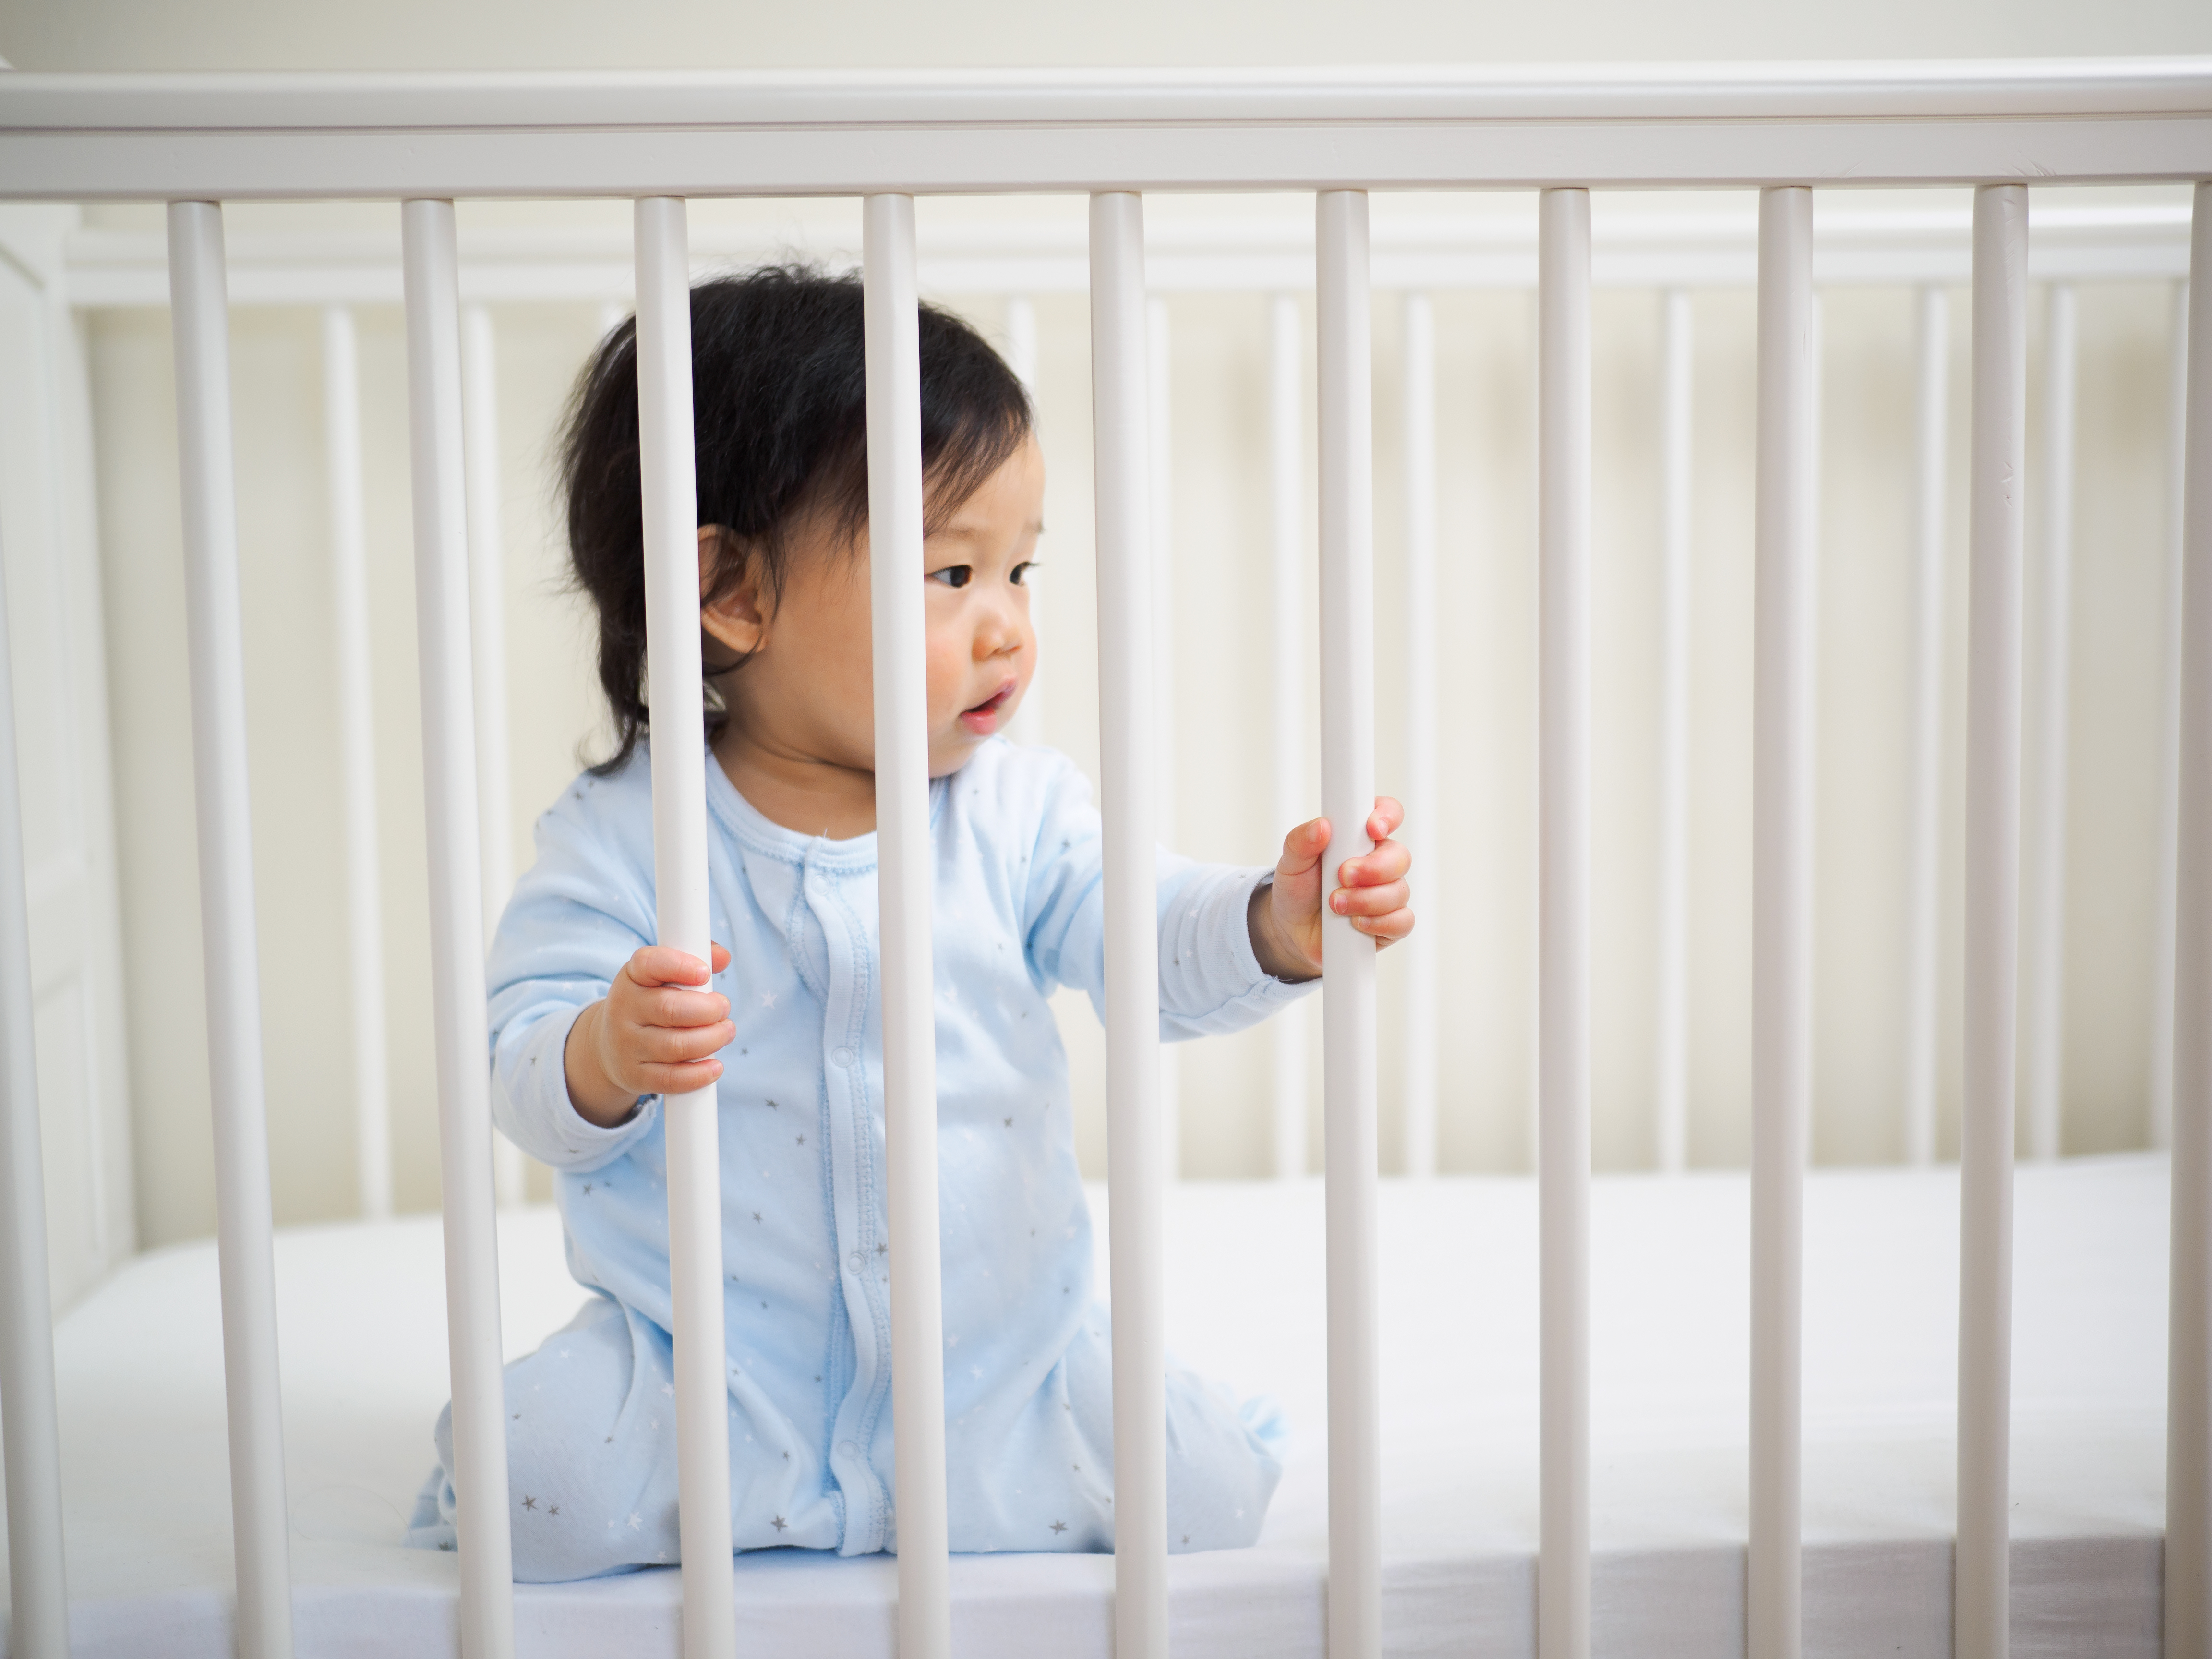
left=929, top=565, right=973, bottom=589
left=1010, top=562, right=1036, bottom=587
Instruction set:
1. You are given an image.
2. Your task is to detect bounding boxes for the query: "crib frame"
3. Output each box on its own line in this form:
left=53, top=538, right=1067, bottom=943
left=0, top=59, right=2209, bottom=1659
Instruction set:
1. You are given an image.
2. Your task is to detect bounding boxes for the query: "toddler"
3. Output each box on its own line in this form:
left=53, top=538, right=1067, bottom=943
left=408, top=267, right=1414, bottom=1580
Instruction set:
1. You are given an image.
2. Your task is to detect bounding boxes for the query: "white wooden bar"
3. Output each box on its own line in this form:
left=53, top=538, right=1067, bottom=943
left=1318, top=186, right=1381, bottom=1659
left=166, top=198, right=297, bottom=1659
left=460, top=301, right=528, bottom=1209
left=634, top=196, right=737, bottom=1659
left=1903, top=284, right=1950, bottom=1169
left=1654, top=285, right=1694, bottom=1176
left=1958, top=180, right=2028, bottom=1659
left=2024, top=281, right=2078, bottom=1165
left=1750, top=183, right=1816, bottom=1659
left=322, top=304, right=393, bottom=1221
left=1537, top=183, right=1592, bottom=1659
left=398, top=196, right=515, bottom=1659
left=0, top=482, right=70, bottom=1659
left=1001, top=294, right=1046, bottom=749
left=1089, top=188, right=1170, bottom=1659
left=1269, top=290, right=1309, bottom=1182
left=1400, top=289, right=1439, bottom=1179
left=2152, top=275, right=2190, bottom=1154
left=9, top=66, right=2212, bottom=201
left=2165, top=176, right=2212, bottom=1659
left=861, top=191, right=952, bottom=1659
left=1147, top=293, right=1181, bottom=1177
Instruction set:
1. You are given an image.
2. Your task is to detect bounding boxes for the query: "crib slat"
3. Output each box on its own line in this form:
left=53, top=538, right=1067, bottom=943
left=1655, top=286, right=1693, bottom=1177
left=1146, top=293, right=1182, bottom=1177
left=633, top=195, right=738, bottom=1659
left=1536, top=184, right=1592, bottom=1659
left=2024, top=282, right=2078, bottom=1166
left=861, top=191, right=952, bottom=1659
left=165, top=198, right=298, bottom=1659
left=1750, top=182, right=1816, bottom=1659
left=459, top=302, right=527, bottom=1210
left=1269, top=291, right=1309, bottom=1182
left=1958, top=180, right=2028, bottom=1659
left=2165, top=177, right=2212, bottom=1659
left=321, top=305, right=393, bottom=1223
left=1400, top=290, right=1438, bottom=1181
left=2153, top=277, right=2191, bottom=1156
left=399, top=196, right=516, bottom=1659
left=1089, top=187, right=1170, bottom=1659
left=1903, top=284, right=1949, bottom=1169
left=0, top=447, right=70, bottom=1659
left=1318, top=185, right=1382, bottom=1659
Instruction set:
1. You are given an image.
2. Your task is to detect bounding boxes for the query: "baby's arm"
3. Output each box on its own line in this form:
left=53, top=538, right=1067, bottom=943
left=1246, top=797, right=1415, bottom=981
left=563, top=942, right=736, bottom=1127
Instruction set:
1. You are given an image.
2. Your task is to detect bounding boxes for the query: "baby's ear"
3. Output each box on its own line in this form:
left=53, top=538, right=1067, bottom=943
left=698, top=527, right=769, bottom=655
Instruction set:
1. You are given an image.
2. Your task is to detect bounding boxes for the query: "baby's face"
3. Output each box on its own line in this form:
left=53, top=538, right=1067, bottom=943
left=709, top=436, right=1045, bottom=784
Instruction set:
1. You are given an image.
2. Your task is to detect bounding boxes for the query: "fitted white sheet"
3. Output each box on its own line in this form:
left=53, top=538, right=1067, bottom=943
left=0, top=1155, right=2172, bottom=1658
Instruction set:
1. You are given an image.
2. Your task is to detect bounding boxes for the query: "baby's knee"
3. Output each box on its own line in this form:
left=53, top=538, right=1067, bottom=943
left=422, top=1298, right=683, bottom=1582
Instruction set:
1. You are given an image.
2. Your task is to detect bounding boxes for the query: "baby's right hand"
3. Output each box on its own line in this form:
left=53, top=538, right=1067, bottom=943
left=564, top=943, right=735, bottom=1128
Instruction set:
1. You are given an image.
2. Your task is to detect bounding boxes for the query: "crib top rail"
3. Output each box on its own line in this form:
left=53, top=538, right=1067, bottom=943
left=2, top=59, right=2211, bottom=199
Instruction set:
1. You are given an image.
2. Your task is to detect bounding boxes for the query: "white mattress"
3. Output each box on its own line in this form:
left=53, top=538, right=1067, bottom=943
left=0, top=1155, right=2172, bottom=1658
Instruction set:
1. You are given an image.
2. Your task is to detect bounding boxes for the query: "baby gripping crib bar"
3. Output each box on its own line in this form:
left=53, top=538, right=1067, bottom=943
left=0, top=60, right=2208, bottom=1659
left=166, top=199, right=298, bottom=1659
left=1090, top=189, right=1172, bottom=1659
left=2169, top=178, right=2212, bottom=1659
left=634, top=196, right=739, bottom=1659
left=1750, top=184, right=1817, bottom=1659
left=399, top=197, right=517, bottom=1659
left=861, top=192, right=955, bottom=1659
left=1959, top=181, right=2029, bottom=1659
left=1536, top=184, right=1593, bottom=1659
left=1317, top=187, right=1383, bottom=1659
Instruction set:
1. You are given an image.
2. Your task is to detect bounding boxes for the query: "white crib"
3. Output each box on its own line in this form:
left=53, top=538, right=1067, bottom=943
left=0, top=60, right=2209, bottom=1659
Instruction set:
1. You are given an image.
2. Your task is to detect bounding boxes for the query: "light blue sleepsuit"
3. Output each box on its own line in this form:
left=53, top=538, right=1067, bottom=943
left=406, top=737, right=1306, bottom=1580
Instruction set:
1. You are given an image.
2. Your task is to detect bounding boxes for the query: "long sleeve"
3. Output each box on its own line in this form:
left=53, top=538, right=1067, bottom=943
left=1017, top=750, right=1314, bottom=1040
left=485, top=762, right=666, bottom=1172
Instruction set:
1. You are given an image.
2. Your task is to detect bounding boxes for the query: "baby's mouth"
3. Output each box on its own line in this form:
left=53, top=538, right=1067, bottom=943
left=959, top=681, right=1017, bottom=733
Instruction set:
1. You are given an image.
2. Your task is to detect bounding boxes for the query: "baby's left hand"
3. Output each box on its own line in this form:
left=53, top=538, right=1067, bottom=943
left=1248, top=797, right=1414, bottom=983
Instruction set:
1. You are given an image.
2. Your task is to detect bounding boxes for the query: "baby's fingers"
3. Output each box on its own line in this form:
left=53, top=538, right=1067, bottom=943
left=634, top=1017, right=736, bottom=1065
left=1366, top=796, right=1405, bottom=843
left=1330, top=878, right=1410, bottom=921
left=1336, top=835, right=1410, bottom=889
left=1350, top=905, right=1415, bottom=946
left=632, top=983, right=732, bottom=1032
left=1275, top=817, right=1332, bottom=880
left=626, top=943, right=717, bottom=990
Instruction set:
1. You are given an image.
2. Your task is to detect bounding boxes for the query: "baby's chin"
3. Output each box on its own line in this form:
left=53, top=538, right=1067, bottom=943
left=925, top=729, right=994, bottom=780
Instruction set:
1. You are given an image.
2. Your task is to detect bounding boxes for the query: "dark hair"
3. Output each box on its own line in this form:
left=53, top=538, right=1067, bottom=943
left=560, top=265, right=1032, bottom=773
